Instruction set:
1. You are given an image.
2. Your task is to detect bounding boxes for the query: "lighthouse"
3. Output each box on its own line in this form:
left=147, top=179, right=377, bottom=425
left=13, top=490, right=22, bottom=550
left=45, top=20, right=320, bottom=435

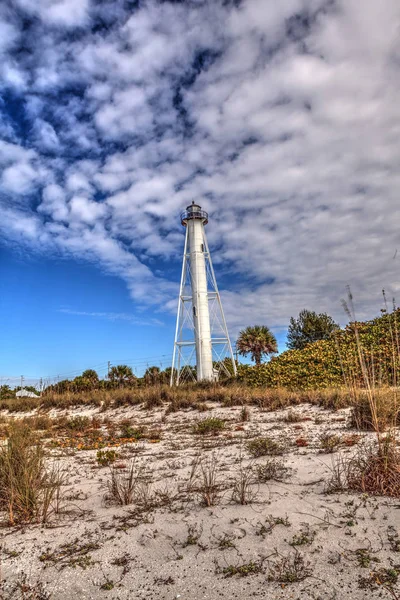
left=171, top=202, right=236, bottom=385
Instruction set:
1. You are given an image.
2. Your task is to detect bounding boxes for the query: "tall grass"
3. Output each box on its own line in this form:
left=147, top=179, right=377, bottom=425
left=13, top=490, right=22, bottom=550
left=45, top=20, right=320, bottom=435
left=0, top=422, right=63, bottom=525
left=334, top=290, right=400, bottom=496
left=0, top=383, right=355, bottom=413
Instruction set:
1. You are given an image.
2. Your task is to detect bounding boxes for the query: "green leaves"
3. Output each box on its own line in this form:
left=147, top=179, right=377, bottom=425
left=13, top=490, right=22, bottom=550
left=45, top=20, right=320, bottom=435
left=287, top=309, right=340, bottom=350
left=236, top=325, right=278, bottom=365
left=238, top=310, right=400, bottom=390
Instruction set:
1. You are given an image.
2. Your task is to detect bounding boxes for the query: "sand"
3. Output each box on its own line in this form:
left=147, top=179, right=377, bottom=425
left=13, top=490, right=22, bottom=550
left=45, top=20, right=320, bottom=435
left=1, top=402, right=399, bottom=599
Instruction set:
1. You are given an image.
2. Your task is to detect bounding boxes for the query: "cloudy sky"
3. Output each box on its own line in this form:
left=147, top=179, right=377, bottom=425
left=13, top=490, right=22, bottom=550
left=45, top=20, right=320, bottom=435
left=1, top=0, right=400, bottom=380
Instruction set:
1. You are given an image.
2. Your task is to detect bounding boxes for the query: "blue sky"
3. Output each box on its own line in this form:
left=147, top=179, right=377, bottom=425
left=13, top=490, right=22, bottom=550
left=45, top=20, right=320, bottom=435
left=1, top=0, right=400, bottom=385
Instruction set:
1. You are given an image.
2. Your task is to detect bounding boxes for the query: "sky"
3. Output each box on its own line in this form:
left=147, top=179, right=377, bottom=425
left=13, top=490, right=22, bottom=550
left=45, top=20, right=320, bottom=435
left=1, top=0, right=400, bottom=385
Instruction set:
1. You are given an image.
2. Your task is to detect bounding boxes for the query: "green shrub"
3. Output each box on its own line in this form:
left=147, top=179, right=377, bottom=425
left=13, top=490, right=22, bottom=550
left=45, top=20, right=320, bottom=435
left=246, top=437, right=285, bottom=457
left=96, top=449, right=118, bottom=466
left=237, top=309, right=400, bottom=390
left=193, top=417, right=225, bottom=435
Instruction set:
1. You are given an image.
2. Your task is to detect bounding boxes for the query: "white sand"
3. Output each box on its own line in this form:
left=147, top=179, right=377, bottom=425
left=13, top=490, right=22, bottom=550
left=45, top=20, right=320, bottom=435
left=1, top=402, right=399, bottom=599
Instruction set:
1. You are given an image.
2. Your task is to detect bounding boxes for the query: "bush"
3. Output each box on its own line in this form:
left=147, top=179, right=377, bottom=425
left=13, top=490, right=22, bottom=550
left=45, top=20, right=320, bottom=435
left=193, top=417, right=225, bottom=435
left=237, top=309, right=400, bottom=390
left=0, top=423, right=63, bottom=525
left=246, top=437, right=285, bottom=457
left=97, top=449, right=118, bottom=466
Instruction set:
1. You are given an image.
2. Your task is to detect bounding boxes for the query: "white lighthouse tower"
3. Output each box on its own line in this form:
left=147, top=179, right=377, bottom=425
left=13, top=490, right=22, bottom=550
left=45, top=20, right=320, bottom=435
left=171, top=202, right=236, bottom=385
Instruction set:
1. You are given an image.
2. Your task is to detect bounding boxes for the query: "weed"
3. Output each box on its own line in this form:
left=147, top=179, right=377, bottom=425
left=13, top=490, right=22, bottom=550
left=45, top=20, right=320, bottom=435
left=0, top=572, right=51, bottom=599
left=282, top=410, right=304, bottom=423
left=388, top=526, right=400, bottom=552
left=256, top=458, right=289, bottom=482
left=267, top=550, right=312, bottom=583
left=327, top=438, right=400, bottom=497
left=358, top=566, right=399, bottom=594
left=240, top=406, right=250, bottom=422
left=354, top=548, right=380, bottom=568
left=104, top=460, right=148, bottom=506
left=319, top=432, right=342, bottom=453
left=193, top=417, right=225, bottom=435
left=183, top=524, right=203, bottom=547
left=289, top=526, right=315, bottom=546
left=221, top=561, right=263, bottom=578
left=255, top=514, right=291, bottom=537
left=39, top=538, right=101, bottom=570
left=231, top=462, right=258, bottom=505
left=217, top=533, right=236, bottom=550
left=246, top=437, right=285, bottom=457
left=96, top=449, right=118, bottom=466
left=187, top=453, right=222, bottom=507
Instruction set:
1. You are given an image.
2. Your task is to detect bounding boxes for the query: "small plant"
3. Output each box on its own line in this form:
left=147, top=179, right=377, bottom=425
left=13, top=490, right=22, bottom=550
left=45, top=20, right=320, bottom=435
left=256, top=458, right=289, bottom=482
left=354, top=548, right=380, bottom=568
left=240, top=406, right=250, bottom=422
left=319, top=432, right=341, bottom=453
left=193, top=417, right=225, bottom=435
left=119, top=421, right=145, bottom=439
left=267, top=550, right=312, bottom=583
left=289, top=526, right=315, bottom=546
left=0, top=573, right=51, bottom=599
left=255, top=514, right=291, bottom=537
left=387, top=526, right=400, bottom=552
left=246, top=437, right=285, bottom=457
left=39, top=538, right=101, bottom=569
left=282, top=410, right=304, bottom=423
left=221, top=560, right=263, bottom=578
left=216, top=533, right=236, bottom=550
left=187, top=453, right=222, bottom=507
left=96, top=449, right=118, bottom=467
left=104, top=460, right=148, bottom=506
left=183, top=524, right=203, bottom=547
left=358, top=566, right=399, bottom=595
left=231, top=463, right=258, bottom=505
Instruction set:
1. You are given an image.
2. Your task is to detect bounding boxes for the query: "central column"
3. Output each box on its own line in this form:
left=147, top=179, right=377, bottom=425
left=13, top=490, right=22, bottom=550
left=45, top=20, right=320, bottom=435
left=188, top=216, right=214, bottom=381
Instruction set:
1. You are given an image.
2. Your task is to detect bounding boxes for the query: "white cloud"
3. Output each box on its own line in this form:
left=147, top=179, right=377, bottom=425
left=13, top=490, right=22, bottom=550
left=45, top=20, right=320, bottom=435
left=1, top=0, right=400, bottom=333
left=14, top=0, right=90, bottom=28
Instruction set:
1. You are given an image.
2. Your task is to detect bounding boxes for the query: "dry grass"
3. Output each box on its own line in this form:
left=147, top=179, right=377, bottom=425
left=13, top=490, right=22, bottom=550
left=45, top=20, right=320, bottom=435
left=0, top=422, right=63, bottom=525
left=104, top=460, right=148, bottom=506
left=187, top=453, right=222, bottom=507
left=0, top=383, right=356, bottom=413
left=246, top=437, right=286, bottom=457
left=350, top=389, right=400, bottom=431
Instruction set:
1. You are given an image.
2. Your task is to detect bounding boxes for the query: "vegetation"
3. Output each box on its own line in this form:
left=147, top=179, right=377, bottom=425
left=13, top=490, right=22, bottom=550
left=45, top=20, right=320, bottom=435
left=236, top=325, right=278, bottom=365
left=0, top=422, right=63, bottom=525
left=287, top=309, right=339, bottom=350
left=238, top=308, right=400, bottom=389
left=193, top=417, right=225, bottom=435
left=246, top=437, right=285, bottom=457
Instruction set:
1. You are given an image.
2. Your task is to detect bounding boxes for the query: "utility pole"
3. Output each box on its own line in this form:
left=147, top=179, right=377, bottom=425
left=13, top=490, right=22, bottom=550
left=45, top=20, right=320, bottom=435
left=107, top=361, right=111, bottom=379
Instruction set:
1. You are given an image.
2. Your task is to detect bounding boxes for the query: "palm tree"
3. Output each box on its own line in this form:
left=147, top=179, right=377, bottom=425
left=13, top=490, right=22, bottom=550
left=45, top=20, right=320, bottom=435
left=108, top=365, right=136, bottom=387
left=236, top=325, right=278, bottom=365
left=82, top=369, right=99, bottom=388
left=144, top=366, right=161, bottom=385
